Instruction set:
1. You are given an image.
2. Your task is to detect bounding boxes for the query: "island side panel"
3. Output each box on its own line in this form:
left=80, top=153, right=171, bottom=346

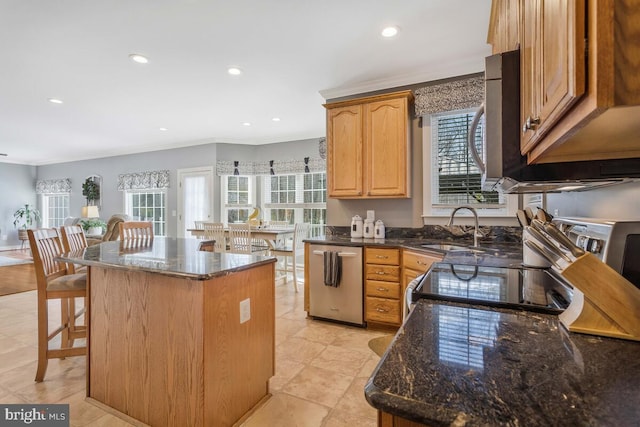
left=89, top=266, right=205, bottom=426
left=203, top=262, right=276, bottom=427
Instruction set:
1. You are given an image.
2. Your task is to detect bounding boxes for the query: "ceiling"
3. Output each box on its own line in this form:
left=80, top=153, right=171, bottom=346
left=0, top=0, right=492, bottom=166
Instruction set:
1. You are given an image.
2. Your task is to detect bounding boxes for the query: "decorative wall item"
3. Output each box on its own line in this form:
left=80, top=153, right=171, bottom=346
left=35, top=178, right=72, bottom=194
left=414, top=75, right=484, bottom=116
left=216, top=158, right=325, bottom=176
left=118, top=170, right=170, bottom=191
left=318, top=138, right=327, bottom=160
left=82, top=175, right=101, bottom=207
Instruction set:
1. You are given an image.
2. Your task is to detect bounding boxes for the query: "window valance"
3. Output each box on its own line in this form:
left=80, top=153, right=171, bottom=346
left=414, top=75, right=484, bottom=116
left=118, top=170, right=170, bottom=191
left=36, top=178, right=72, bottom=194
left=216, top=158, right=325, bottom=176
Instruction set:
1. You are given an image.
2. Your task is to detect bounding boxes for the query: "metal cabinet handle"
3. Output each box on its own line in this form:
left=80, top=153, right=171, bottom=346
left=522, top=116, right=541, bottom=133
left=416, top=260, right=426, bottom=265
left=377, top=271, right=386, bottom=275
left=376, top=287, right=389, bottom=292
left=375, top=306, right=389, bottom=313
left=375, top=255, right=388, bottom=259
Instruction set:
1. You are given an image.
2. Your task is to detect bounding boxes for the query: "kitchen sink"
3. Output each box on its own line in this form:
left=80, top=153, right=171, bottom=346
left=420, top=243, right=485, bottom=253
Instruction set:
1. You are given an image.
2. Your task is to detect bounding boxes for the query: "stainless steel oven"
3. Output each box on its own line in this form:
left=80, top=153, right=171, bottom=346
left=553, top=217, right=640, bottom=289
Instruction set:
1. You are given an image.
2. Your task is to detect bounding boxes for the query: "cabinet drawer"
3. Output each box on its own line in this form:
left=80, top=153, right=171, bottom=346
left=366, top=280, right=400, bottom=299
left=366, top=297, right=401, bottom=325
left=403, top=251, right=442, bottom=273
left=366, top=248, right=400, bottom=265
left=365, top=265, right=400, bottom=282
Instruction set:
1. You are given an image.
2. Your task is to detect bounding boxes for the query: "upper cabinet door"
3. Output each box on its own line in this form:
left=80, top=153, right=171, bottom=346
left=520, top=0, right=586, bottom=155
left=326, top=105, right=363, bottom=197
left=365, top=98, right=409, bottom=197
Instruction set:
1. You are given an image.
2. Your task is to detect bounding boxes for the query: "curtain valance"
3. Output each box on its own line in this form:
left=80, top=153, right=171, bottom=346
left=216, top=158, right=326, bottom=176
left=118, top=170, right=170, bottom=191
left=414, top=75, right=484, bottom=116
left=35, top=178, right=72, bottom=194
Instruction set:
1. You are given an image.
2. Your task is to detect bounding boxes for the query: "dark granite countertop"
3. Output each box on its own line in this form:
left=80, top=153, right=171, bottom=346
left=365, top=299, right=640, bottom=426
left=60, top=237, right=276, bottom=280
left=305, top=235, right=524, bottom=268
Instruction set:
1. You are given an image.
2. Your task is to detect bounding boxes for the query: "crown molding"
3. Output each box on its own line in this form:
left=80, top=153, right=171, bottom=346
left=319, top=57, right=485, bottom=101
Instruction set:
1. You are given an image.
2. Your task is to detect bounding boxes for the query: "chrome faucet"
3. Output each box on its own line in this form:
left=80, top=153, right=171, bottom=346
left=447, top=206, right=481, bottom=247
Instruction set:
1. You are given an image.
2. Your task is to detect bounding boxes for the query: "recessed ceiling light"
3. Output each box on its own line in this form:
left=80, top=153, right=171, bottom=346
left=159, top=127, right=168, bottom=131
left=129, top=54, right=149, bottom=64
left=272, top=117, right=281, bottom=122
left=48, top=98, right=63, bottom=104
left=242, top=122, right=251, bottom=126
left=0, top=153, right=7, bottom=157
left=228, top=67, right=242, bottom=75
left=381, top=26, right=399, bottom=38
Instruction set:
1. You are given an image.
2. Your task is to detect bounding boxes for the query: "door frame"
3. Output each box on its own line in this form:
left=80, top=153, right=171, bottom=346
left=177, top=166, right=214, bottom=238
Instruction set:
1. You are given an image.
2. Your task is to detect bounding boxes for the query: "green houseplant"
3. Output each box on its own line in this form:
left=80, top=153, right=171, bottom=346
left=82, top=176, right=100, bottom=206
left=13, top=204, right=41, bottom=241
left=80, top=218, right=107, bottom=235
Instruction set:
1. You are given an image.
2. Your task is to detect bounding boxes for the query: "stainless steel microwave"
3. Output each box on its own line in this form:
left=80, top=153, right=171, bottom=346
left=468, top=50, right=640, bottom=194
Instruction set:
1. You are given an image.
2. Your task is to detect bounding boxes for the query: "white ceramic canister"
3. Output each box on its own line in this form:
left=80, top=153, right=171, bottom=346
left=374, top=220, right=386, bottom=239
left=363, top=218, right=375, bottom=238
left=351, top=215, right=363, bottom=238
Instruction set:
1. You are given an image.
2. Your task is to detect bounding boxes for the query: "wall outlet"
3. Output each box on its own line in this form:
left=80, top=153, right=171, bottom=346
left=239, top=298, right=251, bottom=324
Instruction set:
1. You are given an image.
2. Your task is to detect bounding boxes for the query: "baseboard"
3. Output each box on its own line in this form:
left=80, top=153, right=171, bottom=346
left=0, top=244, right=23, bottom=251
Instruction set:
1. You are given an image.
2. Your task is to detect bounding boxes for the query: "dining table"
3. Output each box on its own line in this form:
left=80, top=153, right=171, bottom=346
left=187, top=226, right=294, bottom=250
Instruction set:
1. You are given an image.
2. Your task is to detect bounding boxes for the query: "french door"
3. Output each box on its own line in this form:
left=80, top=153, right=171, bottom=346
left=177, top=167, right=214, bottom=238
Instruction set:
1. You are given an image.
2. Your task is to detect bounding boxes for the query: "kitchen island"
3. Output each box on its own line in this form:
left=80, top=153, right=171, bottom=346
left=64, top=238, right=277, bottom=427
left=365, top=299, right=640, bottom=426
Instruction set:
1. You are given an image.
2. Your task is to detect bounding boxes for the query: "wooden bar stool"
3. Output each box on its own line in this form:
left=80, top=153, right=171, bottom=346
left=28, top=228, right=87, bottom=382
left=119, top=221, right=154, bottom=249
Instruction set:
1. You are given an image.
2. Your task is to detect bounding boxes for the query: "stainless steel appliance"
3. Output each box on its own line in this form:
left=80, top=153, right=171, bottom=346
left=308, top=244, right=364, bottom=326
left=468, top=49, right=640, bottom=194
left=553, top=217, right=640, bottom=288
left=412, top=263, right=572, bottom=315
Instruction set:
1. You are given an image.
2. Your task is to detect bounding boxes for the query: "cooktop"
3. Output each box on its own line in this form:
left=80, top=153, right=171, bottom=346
left=412, top=263, right=573, bottom=314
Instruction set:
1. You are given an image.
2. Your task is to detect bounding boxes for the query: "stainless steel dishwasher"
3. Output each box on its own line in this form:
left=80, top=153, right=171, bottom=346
left=308, top=244, right=364, bottom=326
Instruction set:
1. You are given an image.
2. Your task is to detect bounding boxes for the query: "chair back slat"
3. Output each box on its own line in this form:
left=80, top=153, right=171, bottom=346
left=28, top=229, right=67, bottom=291
left=228, top=223, right=252, bottom=254
left=202, top=222, right=226, bottom=252
left=61, top=225, right=88, bottom=252
left=119, top=221, right=154, bottom=248
left=293, top=223, right=311, bottom=252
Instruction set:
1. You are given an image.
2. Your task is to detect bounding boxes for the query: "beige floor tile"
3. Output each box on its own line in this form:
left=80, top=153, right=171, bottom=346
left=84, top=413, right=135, bottom=426
left=323, top=409, right=378, bottom=427
left=276, top=337, right=326, bottom=364
left=276, top=317, right=310, bottom=338
left=333, top=377, right=378, bottom=420
left=14, top=361, right=85, bottom=403
left=0, top=345, right=38, bottom=376
left=330, top=330, right=388, bottom=354
left=293, top=322, right=349, bottom=345
left=310, top=345, right=370, bottom=376
left=270, top=358, right=306, bottom=392
left=358, top=355, right=381, bottom=378
left=241, top=393, right=329, bottom=427
left=63, top=391, right=109, bottom=427
left=282, top=366, right=353, bottom=408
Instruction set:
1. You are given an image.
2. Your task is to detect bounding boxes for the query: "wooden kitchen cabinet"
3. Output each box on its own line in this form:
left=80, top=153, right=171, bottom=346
left=325, top=91, right=412, bottom=199
left=401, top=250, right=442, bottom=291
left=490, top=0, right=640, bottom=164
left=365, top=247, right=402, bottom=326
left=379, top=411, right=429, bottom=427
left=519, top=0, right=586, bottom=156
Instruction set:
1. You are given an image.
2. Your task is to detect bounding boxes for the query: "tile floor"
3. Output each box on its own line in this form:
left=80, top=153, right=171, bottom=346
left=0, top=276, right=388, bottom=426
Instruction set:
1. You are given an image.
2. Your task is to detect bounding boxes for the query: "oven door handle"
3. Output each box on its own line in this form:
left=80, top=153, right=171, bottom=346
left=312, top=250, right=358, bottom=258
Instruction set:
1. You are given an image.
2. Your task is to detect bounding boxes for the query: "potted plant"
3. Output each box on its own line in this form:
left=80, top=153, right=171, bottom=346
left=82, top=176, right=100, bottom=206
left=80, top=218, right=107, bottom=236
left=13, top=204, right=41, bottom=241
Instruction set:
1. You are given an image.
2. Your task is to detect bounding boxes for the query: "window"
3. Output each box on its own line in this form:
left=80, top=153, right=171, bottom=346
left=423, top=109, right=516, bottom=218
left=41, top=194, right=69, bottom=228
left=222, top=175, right=254, bottom=223
left=263, top=172, right=326, bottom=236
left=124, top=190, right=167, bottom=236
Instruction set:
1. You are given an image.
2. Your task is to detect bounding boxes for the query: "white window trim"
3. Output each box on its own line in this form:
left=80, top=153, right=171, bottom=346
left=262, top=173, right=327, bottom=224
left=41, top=193, right=70, bottom=228
left=422, top=110, right=517, bottom=223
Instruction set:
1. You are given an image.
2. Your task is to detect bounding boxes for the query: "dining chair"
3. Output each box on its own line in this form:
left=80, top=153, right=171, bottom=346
left=60, top=225, right=88, bottom=274
left=228, top=223, right=267, bottom=254
left=202, top=222, right=226, bottom=252
left=119, top=221, right=154, bottom=249
left=269, top=222, right=311, bottom=292
left=28, top=228, right=87, bottom=382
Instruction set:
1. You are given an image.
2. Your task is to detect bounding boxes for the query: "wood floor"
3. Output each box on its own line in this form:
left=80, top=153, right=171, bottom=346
left=0, top=249, right=36, bottom=296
